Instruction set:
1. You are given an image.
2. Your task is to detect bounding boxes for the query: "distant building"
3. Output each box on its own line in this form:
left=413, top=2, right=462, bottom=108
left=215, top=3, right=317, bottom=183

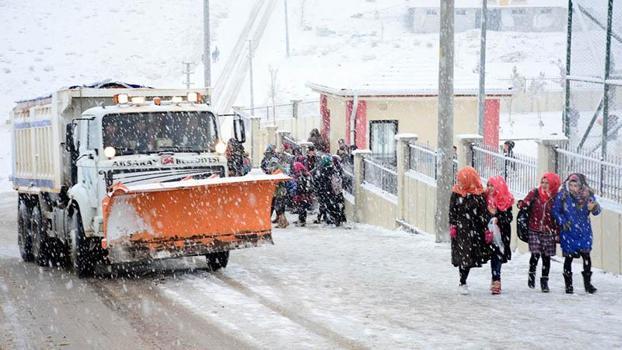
left=408, top=0, right=567, bottom=33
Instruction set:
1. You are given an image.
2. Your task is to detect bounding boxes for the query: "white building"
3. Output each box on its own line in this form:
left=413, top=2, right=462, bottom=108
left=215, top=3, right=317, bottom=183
left=408, top=0, right=567, bottom=33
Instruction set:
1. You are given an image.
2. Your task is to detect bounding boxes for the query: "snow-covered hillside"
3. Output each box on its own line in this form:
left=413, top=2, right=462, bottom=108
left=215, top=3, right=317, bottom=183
left=0, top=0, right=567, bottom=190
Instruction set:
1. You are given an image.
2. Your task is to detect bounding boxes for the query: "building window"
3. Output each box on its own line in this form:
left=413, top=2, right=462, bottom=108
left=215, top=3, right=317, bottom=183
left=369, top=120, right=398, bottom=164
left=426, top=9, right=438, bottom=16
left=456, top=9, right=467, bottom=15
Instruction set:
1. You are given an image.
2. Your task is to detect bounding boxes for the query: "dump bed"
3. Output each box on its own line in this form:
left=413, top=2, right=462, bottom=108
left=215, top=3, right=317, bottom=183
left=11, top=83, right=209, bottom=193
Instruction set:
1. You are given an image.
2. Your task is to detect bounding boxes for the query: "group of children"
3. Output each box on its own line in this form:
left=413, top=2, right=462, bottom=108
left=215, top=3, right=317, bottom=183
left=450, top=167, right=601, bottom=295
left=261, top=144, right=348, bottom=229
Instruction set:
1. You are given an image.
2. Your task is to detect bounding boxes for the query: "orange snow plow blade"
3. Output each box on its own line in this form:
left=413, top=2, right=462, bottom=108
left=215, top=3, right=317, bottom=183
left=102, top=173, right=289, bottom=263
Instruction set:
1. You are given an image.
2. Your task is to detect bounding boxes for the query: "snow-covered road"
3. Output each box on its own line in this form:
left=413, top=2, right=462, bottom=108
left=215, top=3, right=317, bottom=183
left=0, top=191, right=621, bottom=349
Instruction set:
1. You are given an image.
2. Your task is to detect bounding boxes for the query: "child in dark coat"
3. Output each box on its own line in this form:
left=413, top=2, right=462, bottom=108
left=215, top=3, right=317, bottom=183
left=292, top=162, right=312, bottom=227
left=485, top=176, right=514, bottom=295
left=552, top=173, right=601, bottom=294
left=449, top=167, right=491, bottom=295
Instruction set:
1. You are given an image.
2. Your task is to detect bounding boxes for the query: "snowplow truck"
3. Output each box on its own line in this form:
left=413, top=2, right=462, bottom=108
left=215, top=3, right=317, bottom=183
left=11, top=82, right=286, bottom=277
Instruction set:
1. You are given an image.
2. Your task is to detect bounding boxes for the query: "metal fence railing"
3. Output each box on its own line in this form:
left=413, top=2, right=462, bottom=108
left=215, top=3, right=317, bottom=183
left=241, top=100, right=319, bottom=121
left=281, top=134, right=299, bottom=155
left=409, top=143, right=438, bottom=179
left=408, top=143, right=458, bottom=181
left=471, top=144, right=538, bottom=195
left=342, top=160, right=354, bottom=195
left=555, top=147, right=622, bottom=203
left=363, top=158, right=398, bottom=196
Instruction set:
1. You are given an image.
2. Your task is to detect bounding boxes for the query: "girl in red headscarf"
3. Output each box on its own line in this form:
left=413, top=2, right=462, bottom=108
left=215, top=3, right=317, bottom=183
left=518, top=172, right=561, bottom=293
left=449, top=167, right=491, bottom=295
left=485, top=176, right=515, bottom=295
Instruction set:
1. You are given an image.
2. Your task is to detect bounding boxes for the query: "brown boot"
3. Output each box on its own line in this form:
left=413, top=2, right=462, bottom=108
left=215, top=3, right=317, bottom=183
left=277, top=214, right=289, bottom=228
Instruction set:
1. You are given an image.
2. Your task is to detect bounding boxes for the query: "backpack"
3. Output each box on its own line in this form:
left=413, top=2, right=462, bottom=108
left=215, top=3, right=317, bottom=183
left=331, top=173, right=343, bottom=194
left=516, top=189, right=538, bottom=243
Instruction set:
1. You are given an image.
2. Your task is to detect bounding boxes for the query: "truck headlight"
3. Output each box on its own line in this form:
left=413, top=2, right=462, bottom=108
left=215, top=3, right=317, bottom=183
left=104, top=146, right=116, bottom=159
left=215, top=141, right=226, bottom=154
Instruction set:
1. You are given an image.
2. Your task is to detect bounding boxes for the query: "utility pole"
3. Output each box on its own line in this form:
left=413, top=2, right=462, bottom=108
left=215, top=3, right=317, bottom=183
left=203, top=0, right=212, bottom=102
left=182, top=62, right=194, bottom=89
left=249, top=40, right=255, bottom=114
left=435, top=0, right=455, bottom=243
left=269, top=67, right=279, bottom=123
left=477, top=0, right=487, bottom=135
left=284, top=0, right=291, bottom=57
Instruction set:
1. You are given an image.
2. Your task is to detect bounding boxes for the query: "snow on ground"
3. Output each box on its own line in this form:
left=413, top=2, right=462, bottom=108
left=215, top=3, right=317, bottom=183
left=160, top=217, right=622, bottom=349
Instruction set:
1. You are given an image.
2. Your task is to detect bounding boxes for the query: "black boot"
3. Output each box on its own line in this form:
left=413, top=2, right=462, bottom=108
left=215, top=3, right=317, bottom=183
left=540, top=277, right=550, bottom=293
left=563, top=272, right=573, bottom=294
left=528, top=271, right=536, bottom=289
left=582, top=271, right=597, bottom=294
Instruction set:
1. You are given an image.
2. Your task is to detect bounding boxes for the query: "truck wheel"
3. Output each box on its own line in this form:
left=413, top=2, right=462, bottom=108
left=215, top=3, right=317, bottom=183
left=17, top=200, right=33, bottom=262
left=206, top=251, right=229, bottom=271
left=31, top=206, right=49, bottom=267
left=70, top=211, right=95, bottom=278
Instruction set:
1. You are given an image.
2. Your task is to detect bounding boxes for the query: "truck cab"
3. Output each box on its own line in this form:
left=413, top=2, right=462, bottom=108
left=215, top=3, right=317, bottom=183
left=68, top=95, right=229, bottom=238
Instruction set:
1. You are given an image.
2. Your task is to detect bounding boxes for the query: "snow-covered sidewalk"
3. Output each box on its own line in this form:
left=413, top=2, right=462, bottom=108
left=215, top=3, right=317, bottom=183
left=159, top=220, right=622, bottom=349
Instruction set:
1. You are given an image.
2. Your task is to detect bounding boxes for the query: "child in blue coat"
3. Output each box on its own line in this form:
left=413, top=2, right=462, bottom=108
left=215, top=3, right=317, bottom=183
left=552, top=173, right=601, bottom=294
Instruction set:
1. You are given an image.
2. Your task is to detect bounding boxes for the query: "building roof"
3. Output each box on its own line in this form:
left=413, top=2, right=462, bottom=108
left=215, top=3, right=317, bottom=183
left=409, top=0, right=566, bottom=9
left=306, top=61, right=513, bottom=98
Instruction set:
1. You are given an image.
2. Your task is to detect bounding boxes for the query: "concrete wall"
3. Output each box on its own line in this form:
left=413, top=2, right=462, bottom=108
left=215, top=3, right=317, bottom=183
left=357, top=184, right=398, bottom=230
left=324, top=96, right=480, bottom=152
left=404, top=171, right=437, bottom=234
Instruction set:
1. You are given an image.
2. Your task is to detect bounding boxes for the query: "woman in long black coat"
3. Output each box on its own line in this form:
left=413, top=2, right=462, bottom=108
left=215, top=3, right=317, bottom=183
left=449, top=167, right=491, bottom=295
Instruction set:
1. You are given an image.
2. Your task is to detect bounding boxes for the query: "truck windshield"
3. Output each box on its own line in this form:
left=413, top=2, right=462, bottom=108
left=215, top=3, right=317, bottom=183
left=102, top=111, right=218, bottom=155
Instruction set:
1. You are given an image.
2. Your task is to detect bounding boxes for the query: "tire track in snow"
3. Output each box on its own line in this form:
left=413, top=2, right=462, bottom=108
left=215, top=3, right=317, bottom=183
left=159, top=270, right=363, bottom=350
left=214, top=273, right=370, bottom=350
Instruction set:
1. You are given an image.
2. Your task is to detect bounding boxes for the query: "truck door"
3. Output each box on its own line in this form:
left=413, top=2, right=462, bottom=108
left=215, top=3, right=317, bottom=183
left=77, top=119, right=100, bottom=216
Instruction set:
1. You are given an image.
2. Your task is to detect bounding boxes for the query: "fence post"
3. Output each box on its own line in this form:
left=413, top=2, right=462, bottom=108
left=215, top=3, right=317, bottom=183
left=250, top=116, right=262, bottom=167
left=536, top=135, right=568, bottom=178
left=265, top=125, right=278, bottom=152
left=292, top=99, right=301, bottom=140
left=395, top=133, right=418, bottom=223
left=456, top=134, right=483, bottom=169
left=352, top=149, right=372, bottom=223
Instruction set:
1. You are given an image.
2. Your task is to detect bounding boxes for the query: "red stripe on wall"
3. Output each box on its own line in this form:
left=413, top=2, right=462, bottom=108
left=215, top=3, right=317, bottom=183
left=483, top=98, right=500, bottom=149
left=345, top=100, right=367, bottom=149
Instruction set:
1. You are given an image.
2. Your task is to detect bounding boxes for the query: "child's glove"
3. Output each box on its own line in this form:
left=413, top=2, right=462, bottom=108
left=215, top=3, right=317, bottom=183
left=485, top=230, right=493, bottom=245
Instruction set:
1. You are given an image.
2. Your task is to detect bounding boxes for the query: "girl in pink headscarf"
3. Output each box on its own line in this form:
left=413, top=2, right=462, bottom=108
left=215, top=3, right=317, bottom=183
left=485, top=176, right=515, bottom=295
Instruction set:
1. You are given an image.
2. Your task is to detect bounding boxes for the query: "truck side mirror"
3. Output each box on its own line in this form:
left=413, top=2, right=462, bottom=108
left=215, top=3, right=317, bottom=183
left=233, top=118, right=246, bottom=144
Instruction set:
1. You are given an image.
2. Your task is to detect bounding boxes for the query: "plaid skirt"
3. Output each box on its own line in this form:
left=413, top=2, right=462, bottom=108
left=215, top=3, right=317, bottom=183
left=528, top=230, right=556, bottom=257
